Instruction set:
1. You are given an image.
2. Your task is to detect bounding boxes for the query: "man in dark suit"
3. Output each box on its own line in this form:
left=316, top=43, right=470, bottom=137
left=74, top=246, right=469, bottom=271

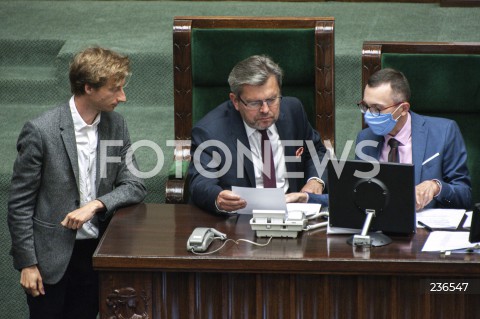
left=7, top=47, right=147, bottom=319
left=188, top=55, right=327, bottom=214
left=355, top=68, right=471, bottom=210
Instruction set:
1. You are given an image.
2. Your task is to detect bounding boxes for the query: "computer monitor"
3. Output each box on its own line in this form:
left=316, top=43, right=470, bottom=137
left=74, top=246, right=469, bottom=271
left=469, top=203, right=480, bottom=243
left=327, top=159, right=416, bottom=246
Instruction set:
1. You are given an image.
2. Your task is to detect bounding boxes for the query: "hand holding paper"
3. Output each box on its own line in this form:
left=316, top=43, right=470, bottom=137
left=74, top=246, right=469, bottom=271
left=232, top=186, right=286, bottom=214
left=216, top=190, right=246, bottom=212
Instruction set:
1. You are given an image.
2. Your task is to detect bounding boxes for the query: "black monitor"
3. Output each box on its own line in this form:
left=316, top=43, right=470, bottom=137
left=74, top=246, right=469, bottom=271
left=469, top=203, right=480, bottom=243
left=327, top=159, right=416, bottom=246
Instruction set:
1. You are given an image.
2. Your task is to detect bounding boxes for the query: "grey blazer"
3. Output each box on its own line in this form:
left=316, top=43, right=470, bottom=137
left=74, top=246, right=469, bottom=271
left=8, top=103, right=146, bottom=284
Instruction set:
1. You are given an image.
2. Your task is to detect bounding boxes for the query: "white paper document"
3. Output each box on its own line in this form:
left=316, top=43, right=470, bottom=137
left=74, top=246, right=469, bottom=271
left=416, top=208, right=466, bottom=230
left=232, top=186, right=287, bottom=214
left=421, top=231, right=476, bottom=252
left=231, top=187, right=323, bottom=216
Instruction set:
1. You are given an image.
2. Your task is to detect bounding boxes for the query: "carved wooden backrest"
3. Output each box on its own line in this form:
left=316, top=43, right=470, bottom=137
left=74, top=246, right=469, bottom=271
left=173, top=16, right=335, bottom=142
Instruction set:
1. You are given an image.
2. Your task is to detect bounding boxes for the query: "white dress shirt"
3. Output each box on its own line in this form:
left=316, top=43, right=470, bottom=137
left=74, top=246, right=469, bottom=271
left=69, top=96, right=100, bottom=239
left=244, top=123, right=289, bottom=192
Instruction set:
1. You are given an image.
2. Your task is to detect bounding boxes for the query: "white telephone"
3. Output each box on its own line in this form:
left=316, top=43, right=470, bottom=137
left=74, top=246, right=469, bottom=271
left=186, top=227, right=227, bottom=252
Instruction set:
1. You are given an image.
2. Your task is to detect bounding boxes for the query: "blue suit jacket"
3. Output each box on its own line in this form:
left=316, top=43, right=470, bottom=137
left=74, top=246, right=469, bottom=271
left=188, top=97, right=327, bottom=213
left=355, top=111, right=471, bottom=209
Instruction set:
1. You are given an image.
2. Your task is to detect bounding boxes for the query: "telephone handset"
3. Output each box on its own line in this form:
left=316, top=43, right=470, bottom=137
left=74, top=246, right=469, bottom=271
left=186, top=227, right=227, bottom=252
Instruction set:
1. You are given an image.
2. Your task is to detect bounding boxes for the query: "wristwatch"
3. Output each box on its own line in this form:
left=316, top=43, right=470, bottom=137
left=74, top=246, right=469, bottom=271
left=433, top=179, right=442, bottom=197
left=308, top=177, right=325, bottom=191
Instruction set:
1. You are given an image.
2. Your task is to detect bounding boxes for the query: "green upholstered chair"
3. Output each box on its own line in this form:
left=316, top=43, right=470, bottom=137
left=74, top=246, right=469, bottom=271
left=166, top=16, right=335, bottom=203
left=361, top=41, right=480, bottom=204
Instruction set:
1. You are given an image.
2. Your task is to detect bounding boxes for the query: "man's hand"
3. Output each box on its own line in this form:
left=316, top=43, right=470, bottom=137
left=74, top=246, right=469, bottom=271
left=21, top=265, right=44, bottom=297
left=285, top=192, right=308, bottom=203
left=61, top=199, right=105, bottom=229
left=415, top=180, right=440, bottom=211
left=216, top=190, right=246, bottom=213
left=301, top=178, right=324, bottom=195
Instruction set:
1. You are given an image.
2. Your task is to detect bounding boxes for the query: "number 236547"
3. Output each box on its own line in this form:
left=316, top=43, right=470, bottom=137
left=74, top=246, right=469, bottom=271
left=423, top=280, right=480, bottom=294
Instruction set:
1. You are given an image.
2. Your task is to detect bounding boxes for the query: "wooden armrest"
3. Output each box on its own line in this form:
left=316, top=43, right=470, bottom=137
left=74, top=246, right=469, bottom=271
left=165, top=144, right=191, bottom=204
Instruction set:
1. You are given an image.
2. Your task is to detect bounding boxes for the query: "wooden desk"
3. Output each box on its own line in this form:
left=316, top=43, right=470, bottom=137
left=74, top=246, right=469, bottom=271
left=93, top=203, right=480, bottom=319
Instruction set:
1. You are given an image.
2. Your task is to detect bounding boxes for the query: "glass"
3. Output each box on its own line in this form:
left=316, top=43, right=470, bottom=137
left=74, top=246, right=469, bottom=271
left=357, top=100, right=404, bottom=116
left=238, top=95, right=283, bottom=110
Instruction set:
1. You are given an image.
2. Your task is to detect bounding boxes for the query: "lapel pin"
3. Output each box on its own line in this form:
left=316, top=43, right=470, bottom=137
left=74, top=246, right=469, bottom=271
left=295, top=147, right=304, bottom=158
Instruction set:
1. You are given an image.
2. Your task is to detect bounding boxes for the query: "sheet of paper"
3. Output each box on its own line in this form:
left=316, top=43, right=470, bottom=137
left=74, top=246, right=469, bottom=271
left=450, top=248, right=480, bottom=254
left=232, top=186, right=287, bottom=214
left=416, top=208, right=466, bottom=230
left=421, top=231, right=476, bottom=252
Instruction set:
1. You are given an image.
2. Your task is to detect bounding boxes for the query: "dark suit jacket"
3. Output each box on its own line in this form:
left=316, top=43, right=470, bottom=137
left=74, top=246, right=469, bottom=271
left=355, top=111, right=471, bottom=209
left=188, top=97, right=327, bottom=213
left=8, top=103, right=147, bottom=284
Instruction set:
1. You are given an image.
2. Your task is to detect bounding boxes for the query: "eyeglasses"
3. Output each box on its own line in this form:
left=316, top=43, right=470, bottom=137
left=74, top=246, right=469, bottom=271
left=357, top=100, right=404, bottom=116
left=238, top=95, right=283, bottom=110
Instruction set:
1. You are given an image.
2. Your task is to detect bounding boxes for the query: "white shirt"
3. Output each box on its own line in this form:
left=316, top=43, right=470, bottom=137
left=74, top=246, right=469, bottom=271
left=244, top=123, right=289, bottom=192
left=69, top=96, right=101, bottom=239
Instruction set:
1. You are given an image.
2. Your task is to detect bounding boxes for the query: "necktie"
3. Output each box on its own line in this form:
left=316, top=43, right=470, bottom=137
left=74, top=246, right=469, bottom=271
left=259, top=129, right=276, bottom=188
left=388, top=138, right=400, bottom=163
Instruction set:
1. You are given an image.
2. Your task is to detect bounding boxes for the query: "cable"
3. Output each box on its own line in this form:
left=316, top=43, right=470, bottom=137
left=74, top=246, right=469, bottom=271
left=307, top=211, right=329, bottom=220
left=233, top=236, right=273, bottom=247
left=189, top=236, right=273, bottom=255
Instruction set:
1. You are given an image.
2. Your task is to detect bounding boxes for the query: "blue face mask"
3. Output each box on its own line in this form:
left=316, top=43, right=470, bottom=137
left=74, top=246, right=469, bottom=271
left=364, top=106, right=402, bottom=136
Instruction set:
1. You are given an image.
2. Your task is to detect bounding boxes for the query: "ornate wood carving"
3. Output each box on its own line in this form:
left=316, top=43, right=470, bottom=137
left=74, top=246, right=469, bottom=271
left=105, top=287, right=149, bottom=319
left=360, top=43, right=382, bottom=128
left=315, top=20, right=335, bottom=148
left=173, top=19, right=193, bottom=141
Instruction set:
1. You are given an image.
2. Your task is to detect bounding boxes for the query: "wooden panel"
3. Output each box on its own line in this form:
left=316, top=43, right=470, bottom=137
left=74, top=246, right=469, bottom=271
left=441, top=0, right=480, bottom=6
left=172, top=19, right=193, bottom=141
left=180, top=16, right=334, bottom=29
left=152, top=272, right=190, bottom=319
left=394, top=278, right=429, bottom=319
left=191, top=0, right=438, bottom=2
left=99, top=271, right=480, bottom=318
left=294, top=275, right=324, bottom=318
left=315, top=20, right=335, bottom=146
left=225, top=273, right=257, bottom=319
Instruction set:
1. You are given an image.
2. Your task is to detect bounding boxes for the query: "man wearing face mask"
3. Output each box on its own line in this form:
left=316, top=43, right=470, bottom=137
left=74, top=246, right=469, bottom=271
left=355, top=68, right=471, bottom=211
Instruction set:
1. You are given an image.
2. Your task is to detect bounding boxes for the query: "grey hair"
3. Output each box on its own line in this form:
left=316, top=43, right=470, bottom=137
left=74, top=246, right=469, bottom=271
left=228, top=55, right=283, bottom=96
